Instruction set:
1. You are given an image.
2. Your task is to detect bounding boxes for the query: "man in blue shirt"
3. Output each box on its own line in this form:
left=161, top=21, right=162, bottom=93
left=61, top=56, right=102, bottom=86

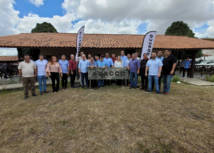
left=97, top=55, right=107, bottom=87
left=155, top=51, right=164, bottom=90
left=145, top=52, right=163, bottom=94
left=104, top=53, right=113, bottom=85
left=87, top=57, right=97, bottom=88
left=128, top=53, right=140, bottom=89
left=59, top=54, right=69, bottom=89
left=182, top=57, right=191, bottom=77
left=35, top=54, right=48, bottom=95
left=78, top=54, right=89, bottom=88
left=121, top=51, right=127, bottom=67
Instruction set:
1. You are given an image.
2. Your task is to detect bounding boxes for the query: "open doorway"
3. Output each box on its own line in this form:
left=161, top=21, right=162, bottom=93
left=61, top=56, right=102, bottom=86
left=125, top=49, right=136, bottom=56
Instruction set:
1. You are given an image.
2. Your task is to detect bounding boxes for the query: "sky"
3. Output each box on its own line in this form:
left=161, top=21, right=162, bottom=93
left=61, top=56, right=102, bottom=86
left=0, top=0, right=214, bottom=55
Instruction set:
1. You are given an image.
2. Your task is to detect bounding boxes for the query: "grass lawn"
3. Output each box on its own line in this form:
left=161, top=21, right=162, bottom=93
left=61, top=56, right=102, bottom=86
left=0, top=83, right=214, bottom=153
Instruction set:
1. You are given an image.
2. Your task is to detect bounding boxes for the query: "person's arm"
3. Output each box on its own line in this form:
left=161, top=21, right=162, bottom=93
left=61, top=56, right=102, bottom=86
left=158, top=66, right=162, bottom=77
left=18, top=69, right=22, bottom=77
left=46, top=63, right=51, bottom=76
left=170, top=57, right=177, bottom=75
left=58, top=64, right=63, bottom=77
left=67, top=61, right=70, bottom=75
left=111, top=59, right=114, bottom=68
left=18, top=63, right=22, bottom=76
left=78, top=61, right=81, bottom=73
left=34, top=69, right=37, bottom=77
left=145, top=66, right=148, bottom=76
left=137, top=61, right=140, bottom=74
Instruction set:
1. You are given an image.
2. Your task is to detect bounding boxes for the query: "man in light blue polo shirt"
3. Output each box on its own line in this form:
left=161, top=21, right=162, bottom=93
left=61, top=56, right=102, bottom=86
left=104, top=53, right=113, bottom=85
left=104, top=53, right=114, bottom=68
left=182, top=57, right=191, bottom=77
left=121, top=50, right=127, bottom=67
left=155, top=51, right=164, bottom=90
left=59, top=54, right=69, bottom=89
left=145, top=52, right=163, bottom=94
left=97, top=55, right=108, bottom=87
left=78, top=54, right=89, bottom=88
left=35, top=54, right=48, bottom=95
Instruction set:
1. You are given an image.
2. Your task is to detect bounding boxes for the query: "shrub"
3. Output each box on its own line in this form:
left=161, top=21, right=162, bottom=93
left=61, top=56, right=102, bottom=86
left=172, top=75, right=180, bottom=82
left=206, top=75, right=214, bottom=82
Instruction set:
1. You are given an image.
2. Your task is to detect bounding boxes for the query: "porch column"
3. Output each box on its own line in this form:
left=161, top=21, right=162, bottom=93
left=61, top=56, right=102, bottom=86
left=190, top=50, right=197, bottom=78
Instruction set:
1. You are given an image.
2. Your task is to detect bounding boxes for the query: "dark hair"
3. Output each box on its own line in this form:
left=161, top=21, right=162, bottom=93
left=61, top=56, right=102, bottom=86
left=143, top=53, right=147, bottom=55
left=39, top=53, right=44, bottom=57
left=61, top=54, right=66, bottom=57
left=24, top=54, right=30, bottom=57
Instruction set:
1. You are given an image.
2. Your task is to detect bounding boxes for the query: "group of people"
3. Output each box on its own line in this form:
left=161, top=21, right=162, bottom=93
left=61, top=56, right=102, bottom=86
left=18, top=49, right=177, bottom=99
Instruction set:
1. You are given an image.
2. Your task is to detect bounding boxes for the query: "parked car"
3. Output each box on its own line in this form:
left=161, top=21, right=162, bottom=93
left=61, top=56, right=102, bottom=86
left=195, top=60, right=214, bottom=67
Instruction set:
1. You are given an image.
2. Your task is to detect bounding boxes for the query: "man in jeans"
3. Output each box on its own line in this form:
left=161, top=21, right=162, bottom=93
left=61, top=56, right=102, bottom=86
left=182, top=57, right=191, bottom=77
left=145, top=53, right=163, bottom=94
left=69, top=54, right=77, bottom=88
left=162, top=50, right=177, bottom=95
left=97, top=55, right=107, bottom=88
left=128, top=53, right=140, bottom=89
left=18, top=55, right=37, bottom=99
left=59, top=54, right=69, bottom=89
left=78, top=54, right=89, bottom=88
left=35, top=54, right=49, bottom=95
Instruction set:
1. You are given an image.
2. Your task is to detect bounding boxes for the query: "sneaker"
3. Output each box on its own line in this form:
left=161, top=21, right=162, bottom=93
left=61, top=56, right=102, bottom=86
left=145, top=91, right=151, bottom=93
left=157, top=92, right=161, bottom=95
left=165, top=92, right=169, bottom=95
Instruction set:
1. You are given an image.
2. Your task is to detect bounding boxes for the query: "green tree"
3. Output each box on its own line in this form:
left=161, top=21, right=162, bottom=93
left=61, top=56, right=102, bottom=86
left=31, top=22, right=58, bottom=33
left=165, top=21, right=195, bottom=38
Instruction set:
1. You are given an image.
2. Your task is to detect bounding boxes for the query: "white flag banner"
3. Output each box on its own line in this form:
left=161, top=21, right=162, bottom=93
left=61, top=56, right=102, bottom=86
left=141, top=31, right=157, bottom=59
left=76, top=26, right=85, bottom=61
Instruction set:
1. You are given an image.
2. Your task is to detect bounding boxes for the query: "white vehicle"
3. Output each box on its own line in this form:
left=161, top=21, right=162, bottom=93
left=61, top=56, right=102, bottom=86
left=195, top=60, right=214, bottom=66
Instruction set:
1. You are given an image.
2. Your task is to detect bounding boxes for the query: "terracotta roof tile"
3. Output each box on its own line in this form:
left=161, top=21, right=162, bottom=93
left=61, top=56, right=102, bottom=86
left=0, top=56, right=18, bottom=61
left=0, top=33, right=214, bottom=49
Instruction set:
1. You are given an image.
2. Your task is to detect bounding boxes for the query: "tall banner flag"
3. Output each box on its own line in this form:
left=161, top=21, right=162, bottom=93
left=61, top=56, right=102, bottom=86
left=76, top=26, right=85, bottom=61
left=141, top=31, right=157, bottom=59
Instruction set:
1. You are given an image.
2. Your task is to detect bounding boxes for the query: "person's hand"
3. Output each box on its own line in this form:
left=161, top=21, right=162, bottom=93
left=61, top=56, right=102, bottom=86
left=170, top=70, right=174, bottom=75
left=61, top=73, right=63, bottom=77
left=137, top=71, right=139, bottom=74
left=145, top=73, right=147, bottom=77
left=79, top=70, right=81, bottom=74
left=49, top=73, right=51, bottom=77
left=90, top=66, right=94, bottom=69
left=71, top=71, right=73, bottom=75
left=157, top=74, right=160, bottom=77
left=102, top=66, right=105, bottom=68
left=67, top=72, right=69, bottom=75
left=34, top=74, right=37, bottom=78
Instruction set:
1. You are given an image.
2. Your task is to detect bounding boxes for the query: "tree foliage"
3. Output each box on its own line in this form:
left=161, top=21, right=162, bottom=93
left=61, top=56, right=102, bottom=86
left=165, top=21, right=195, bottom=38
left=31, top=22, right=58, bottom=33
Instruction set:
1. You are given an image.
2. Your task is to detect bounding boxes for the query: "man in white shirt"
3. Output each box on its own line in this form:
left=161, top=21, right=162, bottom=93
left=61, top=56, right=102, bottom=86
left=18, top=55, right=37, bottom=99
left=35, top=54, right=49, bottom=95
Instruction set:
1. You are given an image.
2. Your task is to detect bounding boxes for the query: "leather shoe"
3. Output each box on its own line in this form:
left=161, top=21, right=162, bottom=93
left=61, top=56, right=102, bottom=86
left=40, top=92, right=43, bottom=95
left=24, top=96, right=28, bottom=99
left=43, top=91, right=49, bottom=93
left=32, top=94, right=37, bottom=97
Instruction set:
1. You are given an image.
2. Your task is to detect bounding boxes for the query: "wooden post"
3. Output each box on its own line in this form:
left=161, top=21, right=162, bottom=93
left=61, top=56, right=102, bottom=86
left=190, top=50, right=197, bottom=78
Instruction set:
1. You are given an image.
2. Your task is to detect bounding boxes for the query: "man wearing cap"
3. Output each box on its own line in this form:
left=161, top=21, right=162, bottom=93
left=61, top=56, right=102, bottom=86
left=97, top=55, right=107, bottom=88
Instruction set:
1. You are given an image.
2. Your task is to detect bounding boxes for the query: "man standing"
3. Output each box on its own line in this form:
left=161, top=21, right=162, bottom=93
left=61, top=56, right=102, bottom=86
left=97, top=55, right=107, bottom=88
left=140, top=53, right=149, bottom=91
left=87, top=57, right=97, bottom=88
left=145, top=53, right=163, bottom=94
left=135, top=52, right=141, bottom=61
left=69, top=54, right=77, bottom=88
left=111, top=54, right=117, bottom=63
left=156, top=51, right=164, bottom=90
left=78, top=54, right=89, bottom=88
left=125, top=54, right=131, bottom=68
left=87, top=54, right=92, bottom=62
left=128, top=53, right=140, bottom=89
left=95, top=55, right=100, bottom=63
left=18, top=55, right=37, bottom=99
left=59, top=54, right=69, bottom=89
left=120, top=51, right=127, bottom=67
left=183, top=57, right=191, bottom=77
left=162, top=50, right=177, bottom=95
left=35, top=54, right=48, bottom=95
left=104, top=53, right=114, bottom=85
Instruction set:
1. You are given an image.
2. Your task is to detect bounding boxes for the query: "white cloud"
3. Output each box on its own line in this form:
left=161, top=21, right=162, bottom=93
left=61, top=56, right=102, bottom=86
left=0, top=48, right=17, bottom=56
left=29, top=0, right=45, bottom=7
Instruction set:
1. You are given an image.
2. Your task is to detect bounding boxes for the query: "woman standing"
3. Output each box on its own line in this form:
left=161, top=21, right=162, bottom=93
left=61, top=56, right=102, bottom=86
left=46, top=56, right=62, bottom=93
left=114, top=56, right=123, bottom=86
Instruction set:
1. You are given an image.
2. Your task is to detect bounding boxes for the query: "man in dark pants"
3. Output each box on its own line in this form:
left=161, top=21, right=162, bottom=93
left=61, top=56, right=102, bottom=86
left=78, top=54, right=89, bottom=88
left=69, top=54, right=77, bottom=88
left=59, top=54, right=69, bottom=89
left=140, top=53, right=148, bottom=91
left=182, top=57, right=191, bottom=77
